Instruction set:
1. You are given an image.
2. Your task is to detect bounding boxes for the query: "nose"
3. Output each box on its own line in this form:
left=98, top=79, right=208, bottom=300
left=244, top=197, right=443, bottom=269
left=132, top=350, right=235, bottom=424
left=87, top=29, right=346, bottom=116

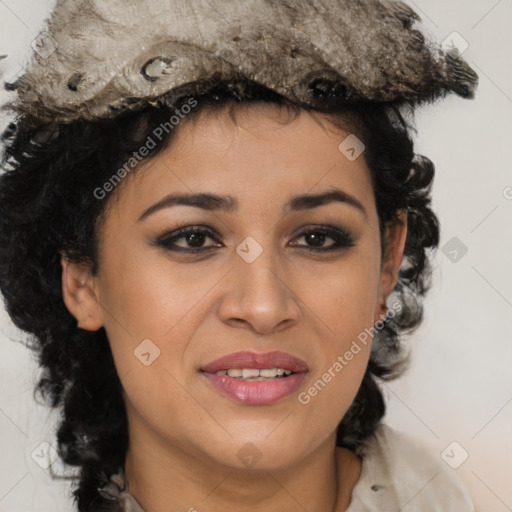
left=217, top=243, right=301, bottom=335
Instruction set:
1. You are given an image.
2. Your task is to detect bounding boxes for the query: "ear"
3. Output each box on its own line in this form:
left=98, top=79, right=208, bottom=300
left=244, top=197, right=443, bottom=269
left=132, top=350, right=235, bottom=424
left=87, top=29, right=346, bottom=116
left=374, top=209, right=408, bottom=323
left=61, top=255, right=103, bottom=331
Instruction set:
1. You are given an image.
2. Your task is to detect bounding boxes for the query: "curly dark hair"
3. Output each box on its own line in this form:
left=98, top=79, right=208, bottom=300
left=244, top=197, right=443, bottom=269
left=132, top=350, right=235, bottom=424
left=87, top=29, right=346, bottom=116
left=0, top=79, right=439, bottom=512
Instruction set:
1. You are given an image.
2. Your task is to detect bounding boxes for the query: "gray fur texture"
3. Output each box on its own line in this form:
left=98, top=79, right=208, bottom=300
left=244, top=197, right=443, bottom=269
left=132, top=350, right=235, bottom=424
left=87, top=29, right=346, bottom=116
left=3, top=0, right=478, bottom=123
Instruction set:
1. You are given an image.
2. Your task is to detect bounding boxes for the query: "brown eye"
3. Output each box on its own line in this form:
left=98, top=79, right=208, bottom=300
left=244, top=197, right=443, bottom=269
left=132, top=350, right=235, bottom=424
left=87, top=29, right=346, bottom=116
left=154, top=226, right=222, bottom=252
left=289, top=226, right=356, bottom=251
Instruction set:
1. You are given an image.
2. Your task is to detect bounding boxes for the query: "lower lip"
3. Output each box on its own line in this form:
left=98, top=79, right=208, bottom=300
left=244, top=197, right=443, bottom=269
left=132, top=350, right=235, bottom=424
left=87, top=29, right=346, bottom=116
left=201, top=372, right=307, bottom=405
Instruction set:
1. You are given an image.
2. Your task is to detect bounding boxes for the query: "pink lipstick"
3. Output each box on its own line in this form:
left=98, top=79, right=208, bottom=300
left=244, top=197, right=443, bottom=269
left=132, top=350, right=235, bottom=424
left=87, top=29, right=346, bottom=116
left=200, top=350, right=309, bottom=405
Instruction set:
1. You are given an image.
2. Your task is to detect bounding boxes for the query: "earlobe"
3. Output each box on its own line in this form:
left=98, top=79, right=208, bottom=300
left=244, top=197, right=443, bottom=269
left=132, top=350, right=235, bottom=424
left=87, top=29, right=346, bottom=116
left=60, top=255, right=103, bottom=331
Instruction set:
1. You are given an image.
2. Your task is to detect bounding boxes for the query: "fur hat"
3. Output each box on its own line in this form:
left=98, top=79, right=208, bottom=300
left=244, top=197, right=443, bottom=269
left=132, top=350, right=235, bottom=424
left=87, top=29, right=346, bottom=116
left=2, top=0, right=478, bottom=124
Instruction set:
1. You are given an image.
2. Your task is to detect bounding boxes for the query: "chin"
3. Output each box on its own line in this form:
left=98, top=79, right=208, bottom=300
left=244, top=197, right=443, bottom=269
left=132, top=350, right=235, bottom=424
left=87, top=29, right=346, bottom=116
left=200, top=431, right=315, bottom=472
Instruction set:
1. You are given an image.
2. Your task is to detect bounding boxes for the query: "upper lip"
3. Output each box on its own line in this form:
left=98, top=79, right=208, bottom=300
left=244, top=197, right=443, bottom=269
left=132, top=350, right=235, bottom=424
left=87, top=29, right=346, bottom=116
left=201, top=351, right=309, bottom=373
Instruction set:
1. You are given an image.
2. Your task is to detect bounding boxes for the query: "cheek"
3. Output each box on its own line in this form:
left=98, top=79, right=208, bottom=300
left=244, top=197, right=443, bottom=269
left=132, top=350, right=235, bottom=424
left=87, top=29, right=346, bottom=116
left=296, top=350, right=370, bottom=450
left=97, top=242, right=217, bottom=341
left=290, top=246, right=380, bottom=441
left=298, top=245, right=382, bottom=345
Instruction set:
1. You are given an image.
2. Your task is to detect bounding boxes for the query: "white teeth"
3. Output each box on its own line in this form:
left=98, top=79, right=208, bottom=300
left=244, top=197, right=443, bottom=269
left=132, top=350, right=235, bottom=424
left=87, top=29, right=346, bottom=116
left=242, top=368, right=260, bottom=378
left=260, top=368, right=278, bottom=378
left=214, top=368, right=293, bottom=378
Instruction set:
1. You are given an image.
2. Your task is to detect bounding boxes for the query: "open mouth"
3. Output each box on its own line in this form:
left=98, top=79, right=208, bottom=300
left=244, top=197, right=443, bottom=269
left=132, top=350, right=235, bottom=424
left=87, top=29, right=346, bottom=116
left=200, top=351, right=309, bottom=405
left=211, top=368, right=294, bottom=380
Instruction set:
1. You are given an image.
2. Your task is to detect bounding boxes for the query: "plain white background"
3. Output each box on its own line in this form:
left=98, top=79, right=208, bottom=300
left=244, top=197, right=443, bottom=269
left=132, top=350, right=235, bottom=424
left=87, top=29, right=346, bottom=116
left=0, top=1, right=510, bottom=511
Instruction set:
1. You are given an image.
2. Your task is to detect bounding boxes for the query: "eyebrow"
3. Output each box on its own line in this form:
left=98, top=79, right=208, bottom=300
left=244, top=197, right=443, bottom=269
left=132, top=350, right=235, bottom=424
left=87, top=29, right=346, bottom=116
left=137, top=188, right=367, bottom=222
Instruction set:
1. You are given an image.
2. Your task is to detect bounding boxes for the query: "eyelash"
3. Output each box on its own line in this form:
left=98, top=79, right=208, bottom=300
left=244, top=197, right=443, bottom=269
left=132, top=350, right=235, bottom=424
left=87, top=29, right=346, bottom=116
left=152, top=224, right=356, bottom=254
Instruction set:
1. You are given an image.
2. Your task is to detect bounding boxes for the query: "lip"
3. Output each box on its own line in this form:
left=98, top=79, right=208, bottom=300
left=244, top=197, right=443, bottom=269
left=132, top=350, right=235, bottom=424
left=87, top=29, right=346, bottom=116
left=201, top=350, right=309, bottom=373
left=200, top=351, right=309, bottom=405
left=201, top=372, right=307, bottom=405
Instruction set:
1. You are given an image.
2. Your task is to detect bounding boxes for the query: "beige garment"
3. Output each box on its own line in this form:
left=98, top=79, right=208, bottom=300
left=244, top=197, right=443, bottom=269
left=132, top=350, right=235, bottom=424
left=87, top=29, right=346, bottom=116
left=103, top=424, right=475, bottom=511
left=346, top=425, right=475, bottom=511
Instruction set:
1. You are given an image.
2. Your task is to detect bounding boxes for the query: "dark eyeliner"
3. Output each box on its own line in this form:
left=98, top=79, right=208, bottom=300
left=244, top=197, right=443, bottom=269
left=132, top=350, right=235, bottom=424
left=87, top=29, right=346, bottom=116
left=151, top=225, right=221, bottom=253
left=291, top=225, right=356, bottom=251
left=151, top=224, right=356, bottom=254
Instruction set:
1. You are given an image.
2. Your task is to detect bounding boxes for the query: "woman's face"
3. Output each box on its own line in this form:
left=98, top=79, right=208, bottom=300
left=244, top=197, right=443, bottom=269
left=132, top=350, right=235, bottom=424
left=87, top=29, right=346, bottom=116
left=63, top=103, right=406, bottom=471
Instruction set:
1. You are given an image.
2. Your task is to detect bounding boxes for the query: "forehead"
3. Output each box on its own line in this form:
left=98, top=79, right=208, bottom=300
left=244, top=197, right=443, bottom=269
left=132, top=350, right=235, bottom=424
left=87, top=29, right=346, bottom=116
left=165, top=102, right=351, bottom=158
left=108, top=103, right=376, bottom=224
